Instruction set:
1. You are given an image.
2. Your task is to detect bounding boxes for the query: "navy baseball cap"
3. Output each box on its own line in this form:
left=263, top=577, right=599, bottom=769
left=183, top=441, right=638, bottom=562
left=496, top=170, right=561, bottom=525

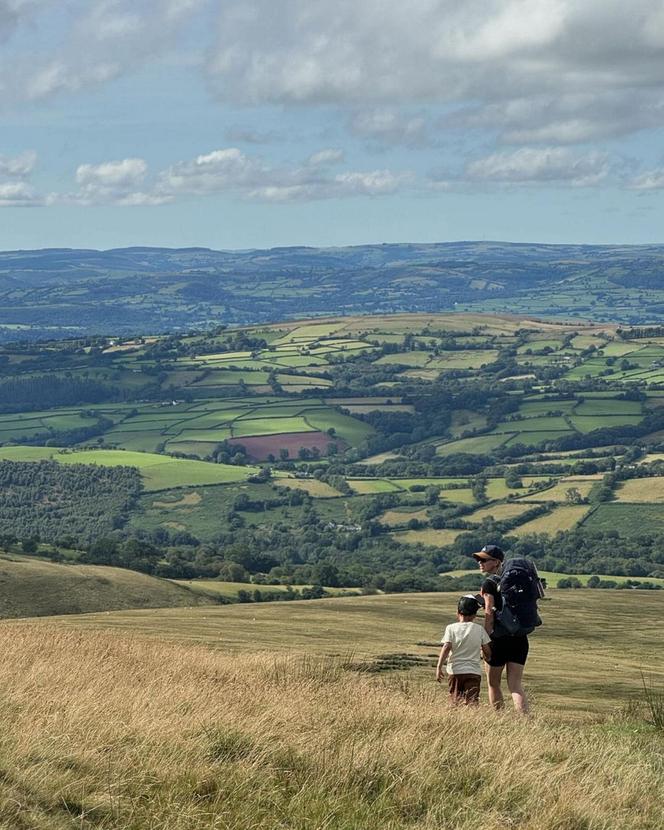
left=472, top=544, right=505, bottom=562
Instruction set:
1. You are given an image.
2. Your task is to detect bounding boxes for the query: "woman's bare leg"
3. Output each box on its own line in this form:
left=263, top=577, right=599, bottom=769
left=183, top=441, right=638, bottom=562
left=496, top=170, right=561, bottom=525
left=486, top=665, right=505, bottom=709
left=506, top=662, right=529, bottom=714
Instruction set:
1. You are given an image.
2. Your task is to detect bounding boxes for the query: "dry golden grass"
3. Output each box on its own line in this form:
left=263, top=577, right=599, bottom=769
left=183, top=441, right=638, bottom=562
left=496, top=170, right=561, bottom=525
left=511, top=505, right=590, bottom=536
left=465, top=502, right=535, bottom=522
left=521, top=478, right=597, bottom=502
left=273, top=478, right=342, bottom=498
left=0, top=624, right=661, bottom=829
left=615, top=476, right=664, bottom=502
left=392, top=528, right=462, bottom=546
left=378, top=508, right=430, bottom=526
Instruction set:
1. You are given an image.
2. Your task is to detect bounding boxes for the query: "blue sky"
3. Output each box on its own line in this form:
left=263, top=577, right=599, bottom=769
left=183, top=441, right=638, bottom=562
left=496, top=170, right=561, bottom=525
left=1, top=0, right=664, bottom=250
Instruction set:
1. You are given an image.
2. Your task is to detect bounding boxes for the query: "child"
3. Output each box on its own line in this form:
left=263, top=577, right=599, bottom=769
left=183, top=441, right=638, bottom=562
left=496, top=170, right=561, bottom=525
left=436, top=594, right=492, bottom=705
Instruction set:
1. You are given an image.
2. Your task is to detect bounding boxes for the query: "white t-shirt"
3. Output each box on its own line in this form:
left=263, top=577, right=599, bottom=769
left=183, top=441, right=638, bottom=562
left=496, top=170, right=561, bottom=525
left=441, top=621, right=491, bottom=676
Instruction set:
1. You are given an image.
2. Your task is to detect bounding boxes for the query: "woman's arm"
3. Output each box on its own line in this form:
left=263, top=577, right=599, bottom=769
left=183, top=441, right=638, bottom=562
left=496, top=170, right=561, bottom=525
left=482, top=592, right=495, bottom=636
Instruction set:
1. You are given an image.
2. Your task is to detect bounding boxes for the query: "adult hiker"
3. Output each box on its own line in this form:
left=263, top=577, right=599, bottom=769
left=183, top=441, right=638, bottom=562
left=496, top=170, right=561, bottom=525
left=474, top=544, right=538, bottom=714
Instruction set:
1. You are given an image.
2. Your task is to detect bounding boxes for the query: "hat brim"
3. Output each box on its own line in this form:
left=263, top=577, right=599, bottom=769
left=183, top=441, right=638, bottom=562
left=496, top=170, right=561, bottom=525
left=472, top=551, right=498, bottom=561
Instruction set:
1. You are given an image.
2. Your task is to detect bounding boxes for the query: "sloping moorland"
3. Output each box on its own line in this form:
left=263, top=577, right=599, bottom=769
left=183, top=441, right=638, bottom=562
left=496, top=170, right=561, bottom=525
left=0, top=590, right=662, bottom=830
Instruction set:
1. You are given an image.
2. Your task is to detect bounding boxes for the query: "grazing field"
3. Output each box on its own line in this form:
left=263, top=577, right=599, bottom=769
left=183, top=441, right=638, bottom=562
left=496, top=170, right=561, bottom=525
left=464, top=502, right=536, bottom=523
left=377, top=507, right=430, bottom=526
left=436, top=433, right=509, bottom=455
left=0, top=446, right=257, bottom=491
left=392, top=528, right=463, bottom=546
left=273, top=478, right=342, bottom=498
left=615, top=477, right=664, bottom=502
left=520, top=477, right=598, bottom=502
left=347, top=478, right=402, bottom=494
left=582, top=503, right=664, bottom=535
left=511, top=505, right=590, bottom=536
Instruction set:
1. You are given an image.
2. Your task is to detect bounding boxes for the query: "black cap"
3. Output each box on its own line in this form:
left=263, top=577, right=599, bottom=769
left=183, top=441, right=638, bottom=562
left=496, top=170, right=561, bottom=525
left=458, top=594, right=482, bottom=616
left=472, top=544, right=505, bottom=563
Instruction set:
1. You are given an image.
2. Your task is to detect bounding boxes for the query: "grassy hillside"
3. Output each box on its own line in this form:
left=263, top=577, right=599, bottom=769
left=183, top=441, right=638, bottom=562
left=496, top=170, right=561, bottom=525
left=0, top=555, right=216, bottom=618
left=0, top=599, right=661, bottom=828
left=27, top=589, right=664, bottom=714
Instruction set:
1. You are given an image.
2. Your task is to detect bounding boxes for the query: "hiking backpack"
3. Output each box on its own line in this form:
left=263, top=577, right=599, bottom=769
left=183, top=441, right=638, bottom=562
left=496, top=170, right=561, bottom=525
left=492, top=558, right=545, bottom=638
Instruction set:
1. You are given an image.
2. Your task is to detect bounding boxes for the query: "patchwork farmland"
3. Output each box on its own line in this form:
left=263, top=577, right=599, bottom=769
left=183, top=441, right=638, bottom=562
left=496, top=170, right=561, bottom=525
left=1, top=312, right=664, bottom=586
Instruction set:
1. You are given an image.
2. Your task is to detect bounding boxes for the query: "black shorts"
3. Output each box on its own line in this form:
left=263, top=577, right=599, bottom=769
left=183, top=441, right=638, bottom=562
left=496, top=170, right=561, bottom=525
left=488, top=635, right=529, bottom=667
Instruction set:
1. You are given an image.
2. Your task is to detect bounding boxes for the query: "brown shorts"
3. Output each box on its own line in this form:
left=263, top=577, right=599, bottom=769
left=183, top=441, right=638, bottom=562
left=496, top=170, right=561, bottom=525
left=447, top=673, right=481, bottom=705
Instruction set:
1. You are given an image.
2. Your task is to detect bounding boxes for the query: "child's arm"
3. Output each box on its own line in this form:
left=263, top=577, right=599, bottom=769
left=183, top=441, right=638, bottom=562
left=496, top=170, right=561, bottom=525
left=436, top=643, right=452, bottom=682
left=481, top=643, right=492, bottom=662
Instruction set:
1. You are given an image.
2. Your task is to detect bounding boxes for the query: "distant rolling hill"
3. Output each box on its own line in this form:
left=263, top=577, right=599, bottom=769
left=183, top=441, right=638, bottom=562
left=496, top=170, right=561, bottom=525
left=0, top=555, right=217, bottom=619
left=3, top=241, right=664, bottom=340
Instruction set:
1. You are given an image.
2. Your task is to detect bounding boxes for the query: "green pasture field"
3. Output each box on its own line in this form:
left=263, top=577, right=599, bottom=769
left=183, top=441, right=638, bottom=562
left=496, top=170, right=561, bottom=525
left=570, top=414, right=644, bottom=433
left=436, top=433, right=509, bottom=455
left=518, top=399, right=576, bottom=416
left=0, top=446, right=256, bottom=491
left=503, top=430, right=573, bottom=447
left=103, top=429, right=165, bottom=452
left=516, top=339, right=564, bottom=353
left=192, top=369, right=275, bottom=386
left=303, top=410, right=375, bottom=443
left=39, top=590, right=664, bottom=713
left=510, top=504, right=590, bottom=536
left=166, top=428, right=234, bottom=444
left=494, top=415, right=571, bottom=433
left=581, top=502, right=664, bottom=535
left=277, top=373, right=333, bottom=388
left=601, top=341, right=643, bottom=356
left=574, top=399, right=642, bottom=416
left=231, top=416, right=314, bottom=438
left=347, top=478, right=402, bottom=494
left=484, top=476, right=552, bottom=500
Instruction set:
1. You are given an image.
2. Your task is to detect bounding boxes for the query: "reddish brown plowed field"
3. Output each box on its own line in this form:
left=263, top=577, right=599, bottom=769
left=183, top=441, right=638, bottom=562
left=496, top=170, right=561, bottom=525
left=228, top=431, right=347, bottom=460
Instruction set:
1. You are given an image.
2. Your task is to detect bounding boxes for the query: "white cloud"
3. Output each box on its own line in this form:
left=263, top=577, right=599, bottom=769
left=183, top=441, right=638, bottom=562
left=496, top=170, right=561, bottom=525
left=76, top=157, right=147, bottom=188
left=1, top=0, right=205, bottom=104
left=70, top=157, right=168, bottom=205
left=157, top=146, right=411, bottom=202
left=464, top=147, right=612, bottom=187
left=0, top=180, right=40, bottom=205
left=207, top=1, right=664, bottom=143
left=628, top=169, right=664, bottom=190
left=0, top=149, right=36, bottom=177
left=306, top=148, right=344, bottom=166
left=349, top=109, right=428, bottom=145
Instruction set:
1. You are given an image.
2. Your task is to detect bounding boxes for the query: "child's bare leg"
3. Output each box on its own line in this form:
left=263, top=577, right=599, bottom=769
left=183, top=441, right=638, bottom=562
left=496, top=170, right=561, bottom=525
left=486, top=665, right=504, bottom=709
left=506, top=662, right=529, bottom=714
